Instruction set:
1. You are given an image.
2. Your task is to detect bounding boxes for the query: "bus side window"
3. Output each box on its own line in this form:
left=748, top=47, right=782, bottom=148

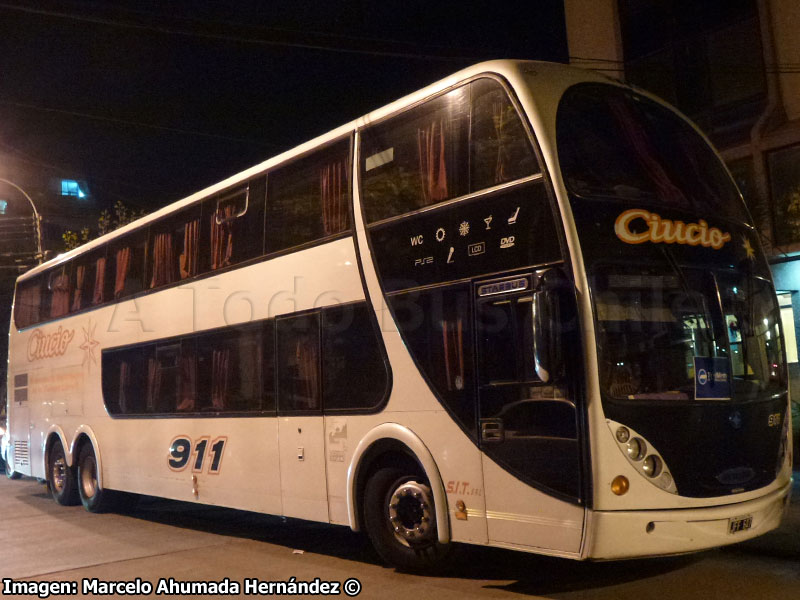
left=266, top=141, right=350, bottom=254
left=149, top=205, right=202, bottom=288
left=277, top=313, right=321, bottom=413
left=469, top=78, right=539, bottom=192
left=195, top=325, right=266, bottom=413
left=108, top=232, right=147, bottom=300
left=102, top=325, right=276, bottom=417
left=71, top=249, right=106, bottom=312
left=147, top=343, right=181, bottom=413
left=322, top=303, right=388, bottom=411
left=102, top=345, right=150, bottom=415
left=360, top=78, right=540, bottom=224
left=360, top=86, right=469, bottom=223
left=47, top=265, right=72, bottom=319
left=14, top=276, right=44, bottom=328
left=387, top=284, right=476, bottom=437
left=203, top=176, right=266, bottom=271
left=92, top=252, right=108, bottom=306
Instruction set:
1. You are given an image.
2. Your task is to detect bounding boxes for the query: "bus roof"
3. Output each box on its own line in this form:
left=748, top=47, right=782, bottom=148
left=19, top=59, right=611, bottom=282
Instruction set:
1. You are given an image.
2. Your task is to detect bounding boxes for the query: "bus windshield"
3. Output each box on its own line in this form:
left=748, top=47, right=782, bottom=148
left=556, top=83, right=749, bottom=225
left=592, top=265, right=785, bottom=402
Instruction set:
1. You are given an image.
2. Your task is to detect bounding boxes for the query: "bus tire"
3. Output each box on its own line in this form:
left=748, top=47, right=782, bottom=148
left=77, top=444, right=117, bottom=513
left=363, top=467, right=449, bottom=571
left=76, top=445, right=138, bottom=513
left=47, top=442, right=79, bottom=506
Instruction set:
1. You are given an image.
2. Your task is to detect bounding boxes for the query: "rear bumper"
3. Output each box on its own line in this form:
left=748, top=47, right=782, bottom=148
left=585, top=482, right=792, bottom=559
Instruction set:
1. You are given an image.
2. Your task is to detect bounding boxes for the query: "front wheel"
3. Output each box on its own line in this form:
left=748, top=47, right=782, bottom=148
left=47, top=442, right=79, bottom=505
left=363, top=467, right=449, bottom=571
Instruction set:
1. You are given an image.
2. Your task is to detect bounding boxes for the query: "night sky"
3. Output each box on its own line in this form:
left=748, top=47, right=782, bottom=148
left=0, top=1, right=567, bottom=213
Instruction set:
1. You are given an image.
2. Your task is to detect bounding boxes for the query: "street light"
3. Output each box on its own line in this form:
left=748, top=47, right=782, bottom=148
left=0, top=177, right=43, bottom=263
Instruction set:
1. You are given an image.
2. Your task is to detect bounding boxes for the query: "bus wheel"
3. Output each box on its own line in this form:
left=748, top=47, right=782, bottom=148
left=364, top=467, right=449, bottom=571
left=77, top=444, right=112, bottom=512
left=5, top=457, right=22, bottom=480
left=76, top=445, right=136, bottom=512
left=47, top=442, right=79, bottom=505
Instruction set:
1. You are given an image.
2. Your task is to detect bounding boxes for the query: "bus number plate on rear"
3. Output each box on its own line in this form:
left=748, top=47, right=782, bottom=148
left=728, top=515, right=752, bottom=534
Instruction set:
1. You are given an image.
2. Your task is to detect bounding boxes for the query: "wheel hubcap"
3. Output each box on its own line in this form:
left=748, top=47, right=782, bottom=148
left=81, top=457, right=97, bottom=499
left=387, top=481, right=434, bottom=545
left=52, top=457, right=67, bottom=492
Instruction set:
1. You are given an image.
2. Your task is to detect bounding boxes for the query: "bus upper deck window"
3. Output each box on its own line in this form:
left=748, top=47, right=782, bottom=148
left=470, top=78, right=538, bottom=191
left=204, top=176, right=266, bottom=270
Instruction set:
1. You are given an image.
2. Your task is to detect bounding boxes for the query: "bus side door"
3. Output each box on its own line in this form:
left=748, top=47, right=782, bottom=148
left=276, top=313, right=329, bottom=522
left=475, top=276, right=584, bottom=553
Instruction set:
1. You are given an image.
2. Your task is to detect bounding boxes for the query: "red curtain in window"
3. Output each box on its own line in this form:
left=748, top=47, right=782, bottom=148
left=150, top=232, right=174, bottom=289
left=50, top=273, right=70, bottom=318
left=179, top=219, right=200, bottom=279
left=442, top=318, right=465, bottom=391
left=118, top=361, right=130, bottom=413
left=114, top=247, right=131, bottom=299
left=92, top=257, right=106, bottom=305
left=295, top=337, right=319, bottom=409
left=210, top=206, right=234, bottom=270
left=417, top=119, right=448, bottom=206
left=211, top=348, right=230, bottom=410
left=71, top=265, right=85, bottom=312
left=176, top=354, right=197, bottom=411
left=320, top=160, right=348, bottom=235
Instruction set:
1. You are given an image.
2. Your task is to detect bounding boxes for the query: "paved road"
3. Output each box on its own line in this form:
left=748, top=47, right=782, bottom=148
left=0, top=476, right=797, bottom=599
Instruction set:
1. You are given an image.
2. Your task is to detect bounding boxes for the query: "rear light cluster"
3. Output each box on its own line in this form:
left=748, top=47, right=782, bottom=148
left=608, top=420, right=678, bottom=495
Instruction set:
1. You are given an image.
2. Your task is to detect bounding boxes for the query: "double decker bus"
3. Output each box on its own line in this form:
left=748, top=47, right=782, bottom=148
left=4, top=60, right=792, bottom=569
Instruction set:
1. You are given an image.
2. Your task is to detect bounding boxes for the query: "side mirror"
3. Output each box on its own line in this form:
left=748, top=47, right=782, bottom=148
left=532, top=269, right=569, bottom=383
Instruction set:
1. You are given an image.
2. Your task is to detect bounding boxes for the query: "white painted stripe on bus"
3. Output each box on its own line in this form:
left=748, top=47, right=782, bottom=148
left=459, top=507, right=581, bottom=531
left=484, top=510, right=583, bottom=529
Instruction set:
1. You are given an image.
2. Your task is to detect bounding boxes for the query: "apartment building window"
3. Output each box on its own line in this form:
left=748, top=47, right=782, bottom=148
left=769, top=144, right=800, bottom=247
left=619, top=0, right=765, bottom=140
left=61, top=179, right=87, bottom=198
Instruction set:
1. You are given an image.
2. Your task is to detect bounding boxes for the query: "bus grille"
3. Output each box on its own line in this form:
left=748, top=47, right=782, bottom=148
left=13, top=441, right=30, bottom=466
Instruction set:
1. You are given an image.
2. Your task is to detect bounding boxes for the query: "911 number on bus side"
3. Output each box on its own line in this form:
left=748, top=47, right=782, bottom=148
left=168, top=436, right=227, bottom=474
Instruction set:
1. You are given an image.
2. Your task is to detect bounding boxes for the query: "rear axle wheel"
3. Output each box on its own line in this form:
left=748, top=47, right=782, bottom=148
left=47, top=442, right=78, bottom=506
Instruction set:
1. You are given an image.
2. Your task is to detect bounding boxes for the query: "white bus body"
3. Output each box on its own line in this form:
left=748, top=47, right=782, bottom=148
left=5, top=61, right=792, bottom=569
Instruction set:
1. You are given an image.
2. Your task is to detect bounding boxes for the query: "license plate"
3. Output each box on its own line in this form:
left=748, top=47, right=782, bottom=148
left=728, top=515, right=753, bottom=534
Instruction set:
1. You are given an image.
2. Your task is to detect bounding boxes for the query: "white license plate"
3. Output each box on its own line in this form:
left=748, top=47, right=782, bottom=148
left=728, top=515, right=753, bottom=534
